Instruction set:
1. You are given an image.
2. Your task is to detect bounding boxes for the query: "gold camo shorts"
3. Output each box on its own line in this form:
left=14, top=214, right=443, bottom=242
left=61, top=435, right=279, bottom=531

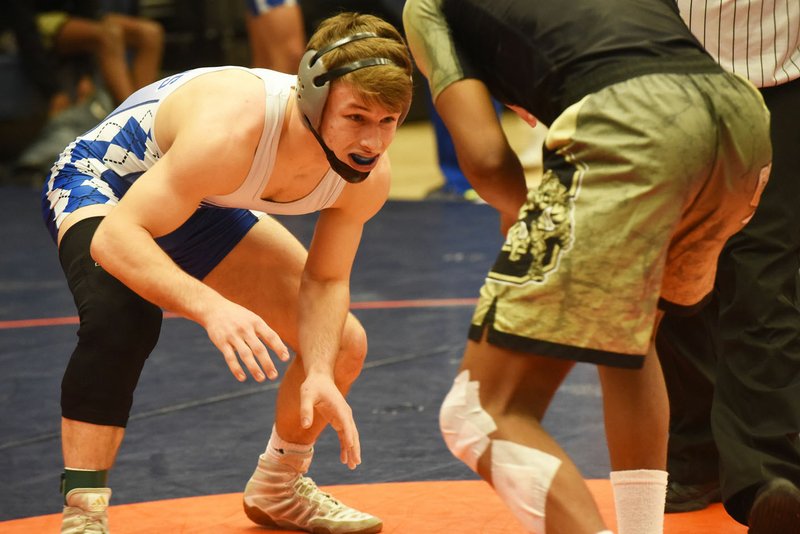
left=469, top=71, right=772, bottom=368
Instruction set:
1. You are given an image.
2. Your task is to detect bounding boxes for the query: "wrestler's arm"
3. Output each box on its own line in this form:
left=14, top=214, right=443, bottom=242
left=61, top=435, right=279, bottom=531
left=296, top=156, right=391, bottom=468
left=404, top=0, right=528, bottom=226
left=435, top=80, right=528, bottom=222
left=90, top=74, right=290, bottom=381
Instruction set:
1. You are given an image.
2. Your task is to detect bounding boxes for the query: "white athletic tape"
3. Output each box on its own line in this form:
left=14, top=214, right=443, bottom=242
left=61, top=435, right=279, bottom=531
left=439, top=370, right=497, bottom=471
left=439, top=371, right=563, bottom=533
left=491, top=439, right=562, bottom=534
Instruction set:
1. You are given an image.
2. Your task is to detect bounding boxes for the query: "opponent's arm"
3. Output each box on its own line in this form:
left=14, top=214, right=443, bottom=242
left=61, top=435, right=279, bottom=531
left=405, top=0, right=528, bottom=227
left=435, top=79, right=529, bottom=225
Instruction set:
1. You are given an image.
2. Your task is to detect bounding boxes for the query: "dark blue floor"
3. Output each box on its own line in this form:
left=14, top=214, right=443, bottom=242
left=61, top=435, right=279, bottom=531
left=0, top=186, right=608, bottom=521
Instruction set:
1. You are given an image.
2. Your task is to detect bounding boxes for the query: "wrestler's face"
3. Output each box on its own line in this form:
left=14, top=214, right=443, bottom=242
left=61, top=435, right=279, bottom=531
left=319, top=82, right=402, bottom=173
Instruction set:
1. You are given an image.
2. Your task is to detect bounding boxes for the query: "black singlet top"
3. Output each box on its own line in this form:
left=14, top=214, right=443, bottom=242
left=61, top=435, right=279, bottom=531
left=440, top=0, right=722, bottom=124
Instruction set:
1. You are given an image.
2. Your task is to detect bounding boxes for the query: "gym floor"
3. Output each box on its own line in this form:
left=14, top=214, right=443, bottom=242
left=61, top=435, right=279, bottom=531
left=0, top=118, right=745, bottom=532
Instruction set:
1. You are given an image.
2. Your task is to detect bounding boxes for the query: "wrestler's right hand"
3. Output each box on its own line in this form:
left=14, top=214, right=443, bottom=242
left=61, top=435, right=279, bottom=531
left=201, top=299, right=291, bottom=382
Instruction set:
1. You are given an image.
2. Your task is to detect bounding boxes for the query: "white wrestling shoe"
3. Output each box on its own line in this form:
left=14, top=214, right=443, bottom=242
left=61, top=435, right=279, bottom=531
left=61, top=488, right=111, bottom=534
left=243, top=453, right=382, bottom=534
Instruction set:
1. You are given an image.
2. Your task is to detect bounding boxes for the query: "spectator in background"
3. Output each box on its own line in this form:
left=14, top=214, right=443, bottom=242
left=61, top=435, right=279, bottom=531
left=244, top=0, right=306, bottom=73
left=10, top=0, right=165, bottom=183
left=657, top=1, right=800, bottom=530
left=1, top=2, right=74, bottom=120
left=34, top=0, right=164, bottom=105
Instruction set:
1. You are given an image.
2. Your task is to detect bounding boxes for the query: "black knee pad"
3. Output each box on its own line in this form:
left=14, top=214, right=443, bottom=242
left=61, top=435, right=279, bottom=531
left=59, top=217, right=163, bottom=427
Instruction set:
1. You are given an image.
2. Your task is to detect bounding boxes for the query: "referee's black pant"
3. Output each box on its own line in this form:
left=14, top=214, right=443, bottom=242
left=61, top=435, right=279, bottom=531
left=656, top=77, right=800, bottom=526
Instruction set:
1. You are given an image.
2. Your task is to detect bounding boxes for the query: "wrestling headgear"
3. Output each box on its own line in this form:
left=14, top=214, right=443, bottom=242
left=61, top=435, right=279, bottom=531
left=297, top=32, right=410, bottom=183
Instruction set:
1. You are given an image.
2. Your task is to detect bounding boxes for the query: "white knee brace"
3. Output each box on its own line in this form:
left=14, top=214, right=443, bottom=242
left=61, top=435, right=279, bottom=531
left=439, top=370, right=562, bottom=534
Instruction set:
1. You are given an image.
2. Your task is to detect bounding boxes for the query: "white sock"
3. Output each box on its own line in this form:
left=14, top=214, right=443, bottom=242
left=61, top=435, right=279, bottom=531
left=264, top=425, right=313, bottom=456
left=610, top=469, right=668, bottom=534
left=597, top=531, right=614, bottom=534
left=261, top=425, right=314, bottom=473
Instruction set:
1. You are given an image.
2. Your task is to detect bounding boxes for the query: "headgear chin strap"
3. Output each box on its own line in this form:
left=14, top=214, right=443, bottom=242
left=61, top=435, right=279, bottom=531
left=296, top=32, right=410, bottom=184
left=304, top=115, right=370, bottom=183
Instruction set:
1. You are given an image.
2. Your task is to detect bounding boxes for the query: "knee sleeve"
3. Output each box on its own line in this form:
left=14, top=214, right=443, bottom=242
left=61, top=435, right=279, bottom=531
left=59, top=218, right=163, bottom=427
left=439, top=370, right=562, bottom=534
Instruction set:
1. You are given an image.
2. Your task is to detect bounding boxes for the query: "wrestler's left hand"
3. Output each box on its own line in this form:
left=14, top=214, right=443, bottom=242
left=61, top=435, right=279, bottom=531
left=299, top=373, right=362, bottom=470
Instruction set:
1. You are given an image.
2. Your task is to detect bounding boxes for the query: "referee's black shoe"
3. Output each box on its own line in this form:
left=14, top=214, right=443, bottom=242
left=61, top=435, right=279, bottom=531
left=748, top=478, right=800, bottom=533
left=665, top=480, right=721, bottom=513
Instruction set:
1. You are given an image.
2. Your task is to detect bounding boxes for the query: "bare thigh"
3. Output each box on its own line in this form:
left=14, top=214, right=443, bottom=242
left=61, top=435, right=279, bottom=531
left=462, top=338, right=575, bottom=421
left=203, top=215, right=307, bottom=348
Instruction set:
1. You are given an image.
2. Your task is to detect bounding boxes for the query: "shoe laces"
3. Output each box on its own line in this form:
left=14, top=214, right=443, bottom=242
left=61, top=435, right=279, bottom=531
left=293, top=476, right=359, bottom=518
left=296, top=477, right=339, bottom=507
left=88, top=521, right=106, bottom=533
left=72, top=510, right=107, bottom=534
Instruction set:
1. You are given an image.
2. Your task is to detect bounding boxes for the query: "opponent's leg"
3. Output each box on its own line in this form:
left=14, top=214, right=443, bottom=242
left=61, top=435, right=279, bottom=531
left=203, top=216, right=379, bottom=533
left=441, top=337, right=610, bottom=534
left=598, top=338, right=669, bottom=534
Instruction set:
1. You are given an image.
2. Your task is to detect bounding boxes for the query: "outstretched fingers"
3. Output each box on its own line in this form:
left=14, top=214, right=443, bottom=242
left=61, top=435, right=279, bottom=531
left=336, top=419, right=361, bottom=470
left=210, top=311, right=290, bottom=382
left=254, top=321, right=291, bottom=363
left=233, top=324, right=290, bottom=381
left=220, top=343, right=247, bottom=382
left=299, top=375, right=362, bottom=469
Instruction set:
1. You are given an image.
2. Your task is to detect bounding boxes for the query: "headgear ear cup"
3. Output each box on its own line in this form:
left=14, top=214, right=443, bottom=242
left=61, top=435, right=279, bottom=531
left=296, top=48, right=334, bottom=131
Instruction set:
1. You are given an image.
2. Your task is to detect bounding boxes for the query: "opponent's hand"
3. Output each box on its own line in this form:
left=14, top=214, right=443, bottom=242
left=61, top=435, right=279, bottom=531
left=299, top=373, right=361, bottom=470
left=202, top=300, right=290, bottom=382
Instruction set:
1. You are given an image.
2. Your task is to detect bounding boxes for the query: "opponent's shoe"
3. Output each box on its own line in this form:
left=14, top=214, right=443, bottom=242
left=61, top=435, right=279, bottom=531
left=61, top=488, right=111, bottom=534
left=243, top=453, right=382, bottom=534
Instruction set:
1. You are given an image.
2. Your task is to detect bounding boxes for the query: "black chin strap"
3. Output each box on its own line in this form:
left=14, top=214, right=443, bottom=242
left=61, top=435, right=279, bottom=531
left=304, top=116, right=370, bottom=184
